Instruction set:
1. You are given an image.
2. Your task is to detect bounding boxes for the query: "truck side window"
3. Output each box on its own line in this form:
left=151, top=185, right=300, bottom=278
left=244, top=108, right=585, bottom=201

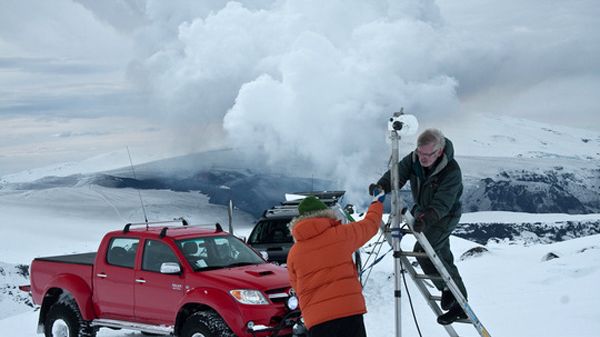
left=107, top=237, right=139, bottom=268
left=142, top=240, right=179, bottom=273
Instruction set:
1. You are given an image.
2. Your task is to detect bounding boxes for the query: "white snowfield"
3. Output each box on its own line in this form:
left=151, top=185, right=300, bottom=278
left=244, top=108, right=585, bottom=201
left=0, top=112, right=598, bottom=336
left=0, top=185, right=599, bottom=336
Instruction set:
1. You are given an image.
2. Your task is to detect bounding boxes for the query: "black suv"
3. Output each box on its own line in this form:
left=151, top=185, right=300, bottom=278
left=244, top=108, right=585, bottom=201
left=247, top=191, right=351, bottom=265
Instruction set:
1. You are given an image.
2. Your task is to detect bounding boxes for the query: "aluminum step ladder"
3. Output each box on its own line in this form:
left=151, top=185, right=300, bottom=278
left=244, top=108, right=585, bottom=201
left=385, top=110, right=491, bottom=337
left=389, top=211, right=492, bottom=337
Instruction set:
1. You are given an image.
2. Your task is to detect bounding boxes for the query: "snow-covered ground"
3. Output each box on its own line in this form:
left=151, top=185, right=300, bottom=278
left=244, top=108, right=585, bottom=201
left=0, top=185, right=598, bottom=336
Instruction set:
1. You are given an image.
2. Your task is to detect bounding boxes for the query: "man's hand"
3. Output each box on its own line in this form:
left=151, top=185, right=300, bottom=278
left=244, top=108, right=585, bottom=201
left=413, top=209, right=438, bottom=233
left=369, top=183, right=383, bottom=196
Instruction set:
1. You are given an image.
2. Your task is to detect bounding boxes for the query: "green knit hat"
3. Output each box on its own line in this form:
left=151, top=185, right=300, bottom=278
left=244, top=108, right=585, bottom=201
left=298, top=196, right=328, bottom=216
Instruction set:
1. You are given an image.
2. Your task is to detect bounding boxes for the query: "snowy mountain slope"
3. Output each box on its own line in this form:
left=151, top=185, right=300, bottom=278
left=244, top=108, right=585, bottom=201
left=0, top=186, right=256, bottom=264
left=457, top=211, right=600, bottom=244
left=447, top=113, right=600, bottom=160
left=2, top=114, right=598, bottom=216
left=458, top=155, right=599, bottom=214
left=1, top=208, right=598, bottom=337
left=362, top=234, right=600, bottom=337
left=0, top=262, right=32, bottom=320
left=0, top=113, right=598, bottom=335
left=0, top=149, right=178, bottom=184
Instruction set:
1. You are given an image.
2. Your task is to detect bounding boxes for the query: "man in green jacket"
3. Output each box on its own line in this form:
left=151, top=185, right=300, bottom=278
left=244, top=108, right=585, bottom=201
left=369, top=128, right=468, bottom=325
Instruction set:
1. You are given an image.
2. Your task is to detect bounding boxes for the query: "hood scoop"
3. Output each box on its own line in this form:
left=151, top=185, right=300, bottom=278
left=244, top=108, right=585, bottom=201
left=245, top=270, right=274, bottom=277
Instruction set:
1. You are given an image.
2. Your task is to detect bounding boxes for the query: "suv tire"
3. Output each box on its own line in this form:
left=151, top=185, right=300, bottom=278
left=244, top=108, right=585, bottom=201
left=44, top=301, right=96, bottom=337
left=181, top=311, right=235, bottom=337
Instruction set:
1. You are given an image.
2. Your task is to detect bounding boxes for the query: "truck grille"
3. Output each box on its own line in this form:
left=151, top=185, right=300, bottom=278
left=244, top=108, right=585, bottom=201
left=265, top=287, right=291, bottom=303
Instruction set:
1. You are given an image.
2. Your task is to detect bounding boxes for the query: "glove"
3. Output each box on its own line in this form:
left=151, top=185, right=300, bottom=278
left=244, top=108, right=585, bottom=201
left=413, top=209, right=438, bottom=233
left=372, top=188, right=385, bottom=203
left=369, top=183, right=383, bottom=196
left=413, top=217, right=426, bottom=233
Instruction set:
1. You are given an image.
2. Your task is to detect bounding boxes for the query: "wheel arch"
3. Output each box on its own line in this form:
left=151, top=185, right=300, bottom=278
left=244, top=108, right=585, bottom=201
left=174, top=289, right=242, bottom=337
left=38, top=274, right=95, bottom=332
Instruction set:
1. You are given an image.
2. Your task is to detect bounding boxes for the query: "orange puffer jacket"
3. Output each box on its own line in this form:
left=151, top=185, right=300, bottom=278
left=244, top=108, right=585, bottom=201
left=287, top=201, right=383, bottom=329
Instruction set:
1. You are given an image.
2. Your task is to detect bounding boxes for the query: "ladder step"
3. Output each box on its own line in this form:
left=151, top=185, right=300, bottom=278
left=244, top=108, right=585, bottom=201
left=429, top=295, right=442, bottom=301
left=415, top=273, right=443, bottom=281
left=400, top=251, right=428, bottom=258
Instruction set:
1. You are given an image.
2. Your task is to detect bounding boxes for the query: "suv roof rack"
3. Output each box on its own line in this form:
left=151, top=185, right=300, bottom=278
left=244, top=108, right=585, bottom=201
left=282, top=191, right=346, bottom=206
left=263, top=207, right=299, bottom=218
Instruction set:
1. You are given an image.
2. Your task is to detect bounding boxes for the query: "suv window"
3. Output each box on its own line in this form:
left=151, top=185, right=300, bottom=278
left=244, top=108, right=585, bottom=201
left=142, top=240, right=179, bottom=273
left=107, top=237, right=139, bottom=268
left=248, top=219, right=294, bottom=244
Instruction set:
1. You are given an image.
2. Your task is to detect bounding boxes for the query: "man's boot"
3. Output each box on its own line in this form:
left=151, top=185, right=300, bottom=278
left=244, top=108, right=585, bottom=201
left=440, top=289, right=456, bottom=311
left=437, top=303, right=468, bottom=325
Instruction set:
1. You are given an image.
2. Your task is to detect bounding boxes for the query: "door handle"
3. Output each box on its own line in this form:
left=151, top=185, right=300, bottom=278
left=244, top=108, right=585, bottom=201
left=135, top=279, right=147, bottom=284
left=96, top=273, right=107, bottom=278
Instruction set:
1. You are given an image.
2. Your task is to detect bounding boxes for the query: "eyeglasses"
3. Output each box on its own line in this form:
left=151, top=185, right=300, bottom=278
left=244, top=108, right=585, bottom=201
left=416, top=148, right=440, bottom=158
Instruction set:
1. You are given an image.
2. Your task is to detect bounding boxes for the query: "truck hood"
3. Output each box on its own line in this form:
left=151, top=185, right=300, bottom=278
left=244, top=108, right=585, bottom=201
left=194, top=263, right=289, bottom=290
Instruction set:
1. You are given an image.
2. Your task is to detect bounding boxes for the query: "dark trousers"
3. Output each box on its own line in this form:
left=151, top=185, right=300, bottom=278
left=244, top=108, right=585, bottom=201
left=414, top=215, right=468, bottom=299
left=309, top=314, right=367, bottom=337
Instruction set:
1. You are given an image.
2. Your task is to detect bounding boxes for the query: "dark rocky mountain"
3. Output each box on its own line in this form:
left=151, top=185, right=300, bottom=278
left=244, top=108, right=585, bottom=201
left=455, top=219, right=600, bottom=245
left=7, top=149, right=599, bottom=220
left=460, top=157, right=599, bottom=215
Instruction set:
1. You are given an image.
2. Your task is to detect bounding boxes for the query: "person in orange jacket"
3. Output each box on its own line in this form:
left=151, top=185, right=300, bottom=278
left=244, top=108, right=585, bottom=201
left=287, top=192, right=385, bottom=337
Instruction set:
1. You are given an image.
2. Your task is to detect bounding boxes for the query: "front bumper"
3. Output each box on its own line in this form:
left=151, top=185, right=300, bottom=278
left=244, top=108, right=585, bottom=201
left=247, top=309, right=306, bottom=337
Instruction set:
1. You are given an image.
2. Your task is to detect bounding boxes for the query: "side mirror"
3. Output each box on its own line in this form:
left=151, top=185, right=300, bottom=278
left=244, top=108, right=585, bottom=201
left=160, top=262, right=181, bottom=274
left=260, top=251, right=269, bottom=261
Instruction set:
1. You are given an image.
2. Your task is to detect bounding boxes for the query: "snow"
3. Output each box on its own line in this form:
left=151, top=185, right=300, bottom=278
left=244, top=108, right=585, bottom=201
left=0, top=149, right=175, bottom=184
left=0, top=113, right=598, bottom=336
left=460, top=211, right=600, bottom=224
left=447, top=114, right=600, bottom=161
left=363, top=234, right=600, bottom=337
left=0, top=186, right=256, bottom=264
left=1, top=183, right=599, bottom=336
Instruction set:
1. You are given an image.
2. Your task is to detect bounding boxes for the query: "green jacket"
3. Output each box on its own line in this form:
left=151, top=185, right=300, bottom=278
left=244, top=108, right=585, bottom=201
left=377, top=138, right=463, bottom=225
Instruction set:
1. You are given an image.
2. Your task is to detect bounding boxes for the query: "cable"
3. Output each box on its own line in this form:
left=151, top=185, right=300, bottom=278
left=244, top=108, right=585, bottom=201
left=401, top=259, right=424, bottom=337
left=360, top=231, right=384, bottom=274
left=360, top=232, right=388, bottom=287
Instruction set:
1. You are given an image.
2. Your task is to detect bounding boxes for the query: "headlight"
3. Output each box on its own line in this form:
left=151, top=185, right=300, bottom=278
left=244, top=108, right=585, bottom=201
left=229, top=290, right=269, bottom=305
left=286, top=295, right=299, bottom=310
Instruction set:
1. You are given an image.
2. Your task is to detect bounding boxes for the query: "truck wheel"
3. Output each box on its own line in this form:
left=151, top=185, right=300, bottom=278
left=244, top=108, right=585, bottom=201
left=180, top=311, right=235, bottom=337
left=44, top=301, right=96, bottom=337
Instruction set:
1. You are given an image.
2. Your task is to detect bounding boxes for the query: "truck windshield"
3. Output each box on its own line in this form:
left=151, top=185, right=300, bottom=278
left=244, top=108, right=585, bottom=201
left=176, top=236, right=265, bottom=271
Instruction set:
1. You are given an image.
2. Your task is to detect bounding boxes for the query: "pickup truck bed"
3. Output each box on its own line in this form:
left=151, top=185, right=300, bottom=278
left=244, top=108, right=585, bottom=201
left=35, top=252, right=96, bottom=265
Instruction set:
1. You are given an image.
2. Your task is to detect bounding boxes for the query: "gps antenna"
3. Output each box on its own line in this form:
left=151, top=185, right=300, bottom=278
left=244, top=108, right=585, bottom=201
left=127, top=146, right=149, bottom=226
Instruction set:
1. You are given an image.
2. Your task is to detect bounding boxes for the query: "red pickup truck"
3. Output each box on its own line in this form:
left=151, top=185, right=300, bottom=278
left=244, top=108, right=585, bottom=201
left=28, top=220, right=303, bottom=337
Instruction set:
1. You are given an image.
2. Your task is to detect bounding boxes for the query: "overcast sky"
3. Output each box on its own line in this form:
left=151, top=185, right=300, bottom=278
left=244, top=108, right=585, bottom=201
left=0, top=0, right=599, bottom=179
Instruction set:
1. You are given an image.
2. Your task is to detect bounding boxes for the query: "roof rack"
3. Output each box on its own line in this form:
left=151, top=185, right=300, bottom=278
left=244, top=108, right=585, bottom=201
left=159, top=223, right=223, bottom=238
left=281, top=198, right=340, bottom=206
left=263, top=207, right=299, bottom=218
left=123, top=218, right=189, bottom=233
left=282, top=190, right=346, bottom=206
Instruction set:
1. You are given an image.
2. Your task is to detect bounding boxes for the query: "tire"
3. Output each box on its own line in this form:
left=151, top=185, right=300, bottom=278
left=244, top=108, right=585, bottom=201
left=44, top=301, right=96, bottom=337
left=180, top=311, right=235, bottom=337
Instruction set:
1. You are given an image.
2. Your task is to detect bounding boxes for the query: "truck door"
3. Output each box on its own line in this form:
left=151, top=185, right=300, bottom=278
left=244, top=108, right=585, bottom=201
left=94, top=237, right=139, bottom=319
left=134, top=239, right=185, bottom=324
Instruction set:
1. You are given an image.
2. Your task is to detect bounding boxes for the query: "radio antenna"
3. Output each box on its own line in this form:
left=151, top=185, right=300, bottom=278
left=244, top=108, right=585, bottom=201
left=126, top=146, right=149, bottom=225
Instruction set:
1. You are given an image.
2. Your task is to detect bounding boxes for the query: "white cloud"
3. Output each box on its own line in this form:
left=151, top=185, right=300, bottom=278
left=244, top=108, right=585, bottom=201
left=1, top=0, right=598, bottom=183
